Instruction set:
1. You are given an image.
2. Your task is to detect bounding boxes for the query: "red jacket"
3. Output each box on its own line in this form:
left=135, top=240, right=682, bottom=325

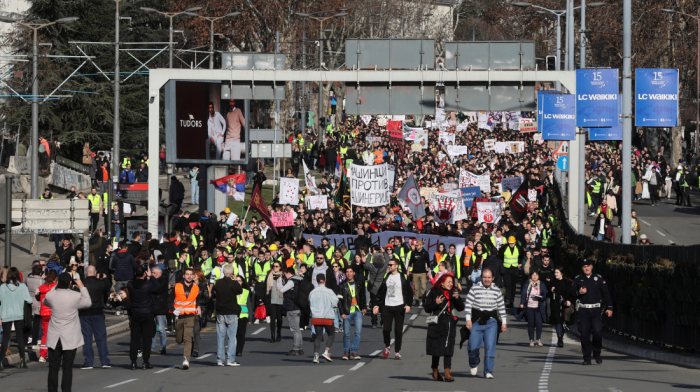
left=39, top=282, right=57, bottom=317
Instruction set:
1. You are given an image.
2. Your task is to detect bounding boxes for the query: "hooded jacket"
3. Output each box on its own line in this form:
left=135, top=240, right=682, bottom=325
left=127, top=276, right=161, bottom=314
left=364, top=253, right=388, bottom=295
left=110, top=250, right=138, bottom=281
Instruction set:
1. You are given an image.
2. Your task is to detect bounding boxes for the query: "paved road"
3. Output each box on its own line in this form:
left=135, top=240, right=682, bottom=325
left=2, top=295, right=698, bottom=391
left=585, top=189, right=699, bottom=246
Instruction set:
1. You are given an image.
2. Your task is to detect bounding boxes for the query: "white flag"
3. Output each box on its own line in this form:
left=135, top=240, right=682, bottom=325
left=303, top=160, right=321, bottom=194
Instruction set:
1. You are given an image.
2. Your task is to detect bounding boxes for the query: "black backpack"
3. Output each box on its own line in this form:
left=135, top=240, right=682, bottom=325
left=294, top=279, right=313, bottom=311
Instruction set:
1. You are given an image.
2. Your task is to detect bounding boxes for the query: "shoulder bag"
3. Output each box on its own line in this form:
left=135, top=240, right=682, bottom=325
left=426, top=300, right=449, bottom=325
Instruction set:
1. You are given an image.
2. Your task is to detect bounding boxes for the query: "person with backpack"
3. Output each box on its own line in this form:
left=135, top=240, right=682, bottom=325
left=277, top=266, right=305, bottom=356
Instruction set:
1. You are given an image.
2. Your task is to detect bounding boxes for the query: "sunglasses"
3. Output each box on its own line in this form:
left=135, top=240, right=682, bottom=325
left=388, top=263, right=396, bottom=267
left=333, top=265, right=340, bottom=268
left=273, top=265, right=281, bottom=268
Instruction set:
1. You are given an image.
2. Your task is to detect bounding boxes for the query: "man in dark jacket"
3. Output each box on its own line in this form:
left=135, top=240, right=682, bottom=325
left=278, top=267, right=304, bottom=356
left=79, top=266, right=112, bottom=369
left=135, top=162, right=148, bottom=183
left=199, top=210, right=219, bottom=251
left=213, top=264, right=243, bottom=366
left=150, top=266, right=170, bottom=355
left=168, top=176, right=186, bottom=210
left=126, top=265, right=161, bottom=369
left=126, top=233, right=142, bottom=258
left=408, top=241, right=430, bottom=306
left=338, top=266, right=366, bottom=359
left=110, top=241, right=138, bottom=301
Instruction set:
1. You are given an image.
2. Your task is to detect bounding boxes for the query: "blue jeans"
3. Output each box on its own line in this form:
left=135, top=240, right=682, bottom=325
left=216, top=314, right=238, bottom=364
left=113, top=227, right=121, bottom=245
left=191, top=184, right=199, bottom=205
left=468, top=318, right=498, bottom=375
left=596, top=233, right=604, bottom=241
left=342, top=310, right=363, bottom=354
left=79, top=315, right=110, bottom=367
left=151, top=315, right=167, bottom=351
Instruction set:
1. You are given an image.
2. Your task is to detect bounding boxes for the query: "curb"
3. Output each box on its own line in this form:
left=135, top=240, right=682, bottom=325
left=567, top=323, right=700, bottom=370
left=3, top=319, right=130, bottom=366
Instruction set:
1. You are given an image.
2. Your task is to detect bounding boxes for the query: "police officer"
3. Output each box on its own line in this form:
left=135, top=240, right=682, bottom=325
left=569, top=259, right=613, bottom=365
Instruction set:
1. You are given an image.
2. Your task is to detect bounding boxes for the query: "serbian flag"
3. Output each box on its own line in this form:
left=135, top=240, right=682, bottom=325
left=210, top=174, right=246, bottom=201
left=335, top=153, right=341, bottom=178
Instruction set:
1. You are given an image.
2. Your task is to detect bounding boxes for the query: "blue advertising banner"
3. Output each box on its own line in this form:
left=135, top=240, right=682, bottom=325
left=542, top=94, right=575, bottom=140
left=537, top=91, right=558, bottom=133
left=576, top=69, right=619, bottom=127
left=460, top=187, right=481, bottom=208
left=589, top=124, right=622, bottom=140
left=635, top=69, right=679, bottom=127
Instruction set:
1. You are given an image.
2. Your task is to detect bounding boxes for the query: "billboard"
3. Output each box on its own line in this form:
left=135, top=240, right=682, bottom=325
left=588, top=124, right=622, bottom=140
left=635, top=69, right=679, bottom=127
left=576, top=69, right=619, bottom=127
left=542, top=94, right=575, bottom=140
left=165, top=81, right=249, bottom=165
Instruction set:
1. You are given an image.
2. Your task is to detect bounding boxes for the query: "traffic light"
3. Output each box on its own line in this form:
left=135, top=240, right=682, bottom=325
left=546, top=55, right=556, bottom=71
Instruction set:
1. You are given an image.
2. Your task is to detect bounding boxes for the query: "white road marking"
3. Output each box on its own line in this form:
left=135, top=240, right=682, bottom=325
left=608, top=388, right=624, bottom=392
left=369, top=350, right=382, bottom=357
left=154, top=365, right=177, bottom=374
left=669, top=240, right=675, bottom=244
left=390, top=338, right=395, bottom=345
left=640, top=219, right=651, bottom=226
left=252, top=327, right=265, bottom=335
left=196, top=353, right=212, bottom=360
left=656, top=230, right=666, bottom=237
left=403, top=325, right=407, bottom=332
left=410, top=314, right=418, bottom=321
left=536, top=331, right=558, bottom=392
left=105, top=379, right=137, bottom=388
left=349, top=362, right=365, bottom=371
left=323, top=375, right=344, bottom=383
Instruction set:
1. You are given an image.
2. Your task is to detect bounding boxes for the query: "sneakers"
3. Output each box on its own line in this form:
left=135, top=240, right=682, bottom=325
left=137, top=350, right=143, bottom=358
left=529, top=340, right=535, bottom=347
left=394, top=352, right=402, bottom=360
left=351, top=353, right=361, bottom=360
left=254, top=319, right=260, bottom=325
left=486, top=373, right=494, bottom=379
left=313, top=355, right=320, bottom=363
left=31, top=345, right=40, bottom=350
left=470, top=367, right=478, bottom=376
left=182, top=359, right=190, bottom=370
left=342, top=353, right=349, bottom=360
left=226, top=362, right=240, bottom=367
left=27, top=337, right=32, bottom=345
left=80, top=365, right=93, bottom=370
left=265, top=316, right=270, bottom=323
left=102, top=365, right=111, bottom=369
left=217, top=362, right=225, bottom=366
left=537, top=340, right=543, bottom=347
left=116, top=311, right=121, bottom=316
left=38, top=357, right=46, bottom=363
left=322, top=350, right=332, bottom=362
left=382, top=347, right=390, bottom=359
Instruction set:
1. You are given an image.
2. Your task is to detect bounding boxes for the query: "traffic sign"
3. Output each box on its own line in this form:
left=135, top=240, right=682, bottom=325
left=557, top=156, right=569, bottom=171
left=11, top=199, right=89, bottom=234
left=552, top=141, right=569, bottom=158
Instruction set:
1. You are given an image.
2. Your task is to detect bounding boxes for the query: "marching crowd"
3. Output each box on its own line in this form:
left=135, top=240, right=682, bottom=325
left=0, top=113, right=615, bottom=390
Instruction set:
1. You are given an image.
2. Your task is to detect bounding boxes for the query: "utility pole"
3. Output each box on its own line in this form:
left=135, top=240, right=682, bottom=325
left=621, top=0, right=632, bottom=244
left=112, top=0, right=120, bottom=239
left=577, top=0, right=586, bottom=234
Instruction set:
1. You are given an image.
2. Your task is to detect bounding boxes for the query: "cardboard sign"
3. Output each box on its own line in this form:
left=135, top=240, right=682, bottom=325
left=366, top=136, right=382, bottom=143
left=484, top=139, right=496, bottom=151
left=447, top=145, right=469, bottom=158
left=307, top=195, right=328, bottom=210
left=519, top=119, right=537, bottom=133
left=420, top=187, right=438, bottom=198
left=528, top=189, right=538, bottom=202
left=501, top=176, right=523, bottom=193
left=430, top=190, right=468, bottom=224
left=439, top=130, right=455, bottom=145
left=443, top=183, right=457, bottom=192
left=476, top=202, right=503, bottom=224
left=349, top=163, right=390, bottom=207
left=271, top=211, right=294, bottom=227
left=279, top=177, right=300, bottom=205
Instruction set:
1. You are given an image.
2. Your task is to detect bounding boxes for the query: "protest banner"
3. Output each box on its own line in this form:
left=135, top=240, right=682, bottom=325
left=392, top=115, right=406, bottom=121
left=460, top=187, right=481, bottom=208
left=387, top=164, right=397, bottom=193
left=484, top=139, right=496, bottom=151
left=528, top=189, right=538, bottom=202
left=349, top=163, right=390, bottom=207
left=439, top=130, right=455, bottom=145
left=456, top=123, right=469, bottom=132
left=533, top=133, right=543, bottom=144
left=361, top=115, right=372, bottom=125
left=459, top=168, right=475, bottom=188
left=271, top=211, right=294, bottom=227
left=494, top=142, right=507, bottom=154
left=519, top=119, right=537, bottom=133
left=508, top=141, right=525, bottom=154
left=420, top=187, right=438, bottom=198
left=377, top=117, right=388, bottom=127
left=476, top=202, right=502, bottom=224
left=366, top=136, right=382, bottom=143
left=470, top=197, right=492, bottom=218
left=443, top=183, right=457, bottom=192
left=430, top=190, right=468, bottom=224
left=389, top=130, right=405, bottom=159
left=412, top=128, right=428, bottom=150
left=447, top=145, right=469, bottom=159
left=307, top=195, right=328, bottom=210
left=279, top=177, right=299, bottom=205
left=475, top=172, right=491, bottom=193
left=500, top=176, right=523, bottom=193
left=303, top=230, right=465, bottom=256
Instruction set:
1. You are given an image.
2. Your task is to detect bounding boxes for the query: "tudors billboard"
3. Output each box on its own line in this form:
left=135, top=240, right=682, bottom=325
left=165, top=81, right=249, bottom=165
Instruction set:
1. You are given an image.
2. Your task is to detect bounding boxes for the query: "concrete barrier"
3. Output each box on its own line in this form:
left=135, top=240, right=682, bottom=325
left=7, top=156, right=30, bottom=174
left=49, top=162, right=91, bottom=191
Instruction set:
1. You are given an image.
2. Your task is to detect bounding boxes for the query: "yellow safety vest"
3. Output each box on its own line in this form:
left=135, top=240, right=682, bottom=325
left=254, top=261, right=270, bottom=282
left=238, top=289, right=250, bottom=318
left=324, top=246, right=335, bottom=260
left=503, top=247, right=519, bottom=268
left=191, top=234, right=203, bottom=250
left=348, top=282, right=359, bottom=313
left=88, top=194, right=101, bottom=212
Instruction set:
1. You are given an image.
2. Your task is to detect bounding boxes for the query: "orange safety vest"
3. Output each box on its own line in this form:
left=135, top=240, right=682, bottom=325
left=374, top=151, right=383, bottom=164
left=174, top=283, right=199, bottom=315
left=463, top=248, right=473, bottom=266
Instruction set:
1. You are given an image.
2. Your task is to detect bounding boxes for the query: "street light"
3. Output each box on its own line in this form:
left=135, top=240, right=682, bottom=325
left=663, top=8, right=700, bottom=155
left=140, top=6, right=202, bottom=68
left=0, top=16, right=79, bottom=200
left=185, top=11, right=240, bottom=69
left=295, top=10, right=348, bottom=143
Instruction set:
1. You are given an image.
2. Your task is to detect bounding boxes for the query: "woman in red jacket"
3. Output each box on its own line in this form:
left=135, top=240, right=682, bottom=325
left=36, top=270, right=58, bottom=362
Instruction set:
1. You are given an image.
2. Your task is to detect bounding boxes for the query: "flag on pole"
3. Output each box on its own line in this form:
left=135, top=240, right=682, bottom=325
left=508, top=179, right=530, bottom=223
left=397, top=173, right=425, bottom=219
left=249, top=184, right=278, bottom=234
left=303, top=160, right=321, bottom=194
left=334, top=167, right=350, bottom=210
left=209, top=174, right=246, bottom=201
left=335, top=153, right=341, bottom=178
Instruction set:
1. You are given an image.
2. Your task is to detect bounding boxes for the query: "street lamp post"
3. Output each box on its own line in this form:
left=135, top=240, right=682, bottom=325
left=140, top=6, right=202, bottom=68
left=295, top=10, right=348, bottom=144
left=663, top=8, right=700, bottom=155
left=0, top=16, right=79, bottom=200
left=184, top=12, right=240, bottom=69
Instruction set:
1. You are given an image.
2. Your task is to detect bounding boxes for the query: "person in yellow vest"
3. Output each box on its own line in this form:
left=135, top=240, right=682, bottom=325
left=212, top=263, right=243, bottom=366
left=174, top=268, right=202, bottom=370
left=191, top=227, right=204, bottom=251
left=234, top=274, right=250, bottom=356
left=87, top=187, right=102, bottom=233
left=319, top=237, right=335, bottom=260
left=498, top=236, right=522, bottom=308
left=251, top=256, right=271, bottom=324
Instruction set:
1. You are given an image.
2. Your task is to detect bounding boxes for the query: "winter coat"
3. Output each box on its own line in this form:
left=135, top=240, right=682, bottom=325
left=364, top=253, right=388, bottom=295
left=38, top=282, right=58, bottom=317
left=151, top=275, right=170, bottom=315
left=169, top=178, right=186, bottom=202
left=25, top=274, right=44, bottom=316
left=521, top=280, right=547, bottom=323
left=308, top=284, right=338, bottom=320
left=127, top=276, right=161, bottom=314
left=338, top=280, right=367, bottom=316
left=423, top=286, right=465, bottom=357
left=110, top=250, right=138, bottom=281
left=0, top=282, right=32, bottom=322
left=280, top=275, right=303, bottom=313
left=78, top=276, right=112, bottom=317
left=44, top=287, right=92, bottom=350
left=549, top=278, right=571, bottom=325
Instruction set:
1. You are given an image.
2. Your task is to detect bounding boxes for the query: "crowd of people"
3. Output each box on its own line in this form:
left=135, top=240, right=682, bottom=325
left=0, top=111, right=618, bottom=389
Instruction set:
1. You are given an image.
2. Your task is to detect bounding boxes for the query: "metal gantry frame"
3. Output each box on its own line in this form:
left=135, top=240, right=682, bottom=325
left=146, top=67, right=581, bottom=235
